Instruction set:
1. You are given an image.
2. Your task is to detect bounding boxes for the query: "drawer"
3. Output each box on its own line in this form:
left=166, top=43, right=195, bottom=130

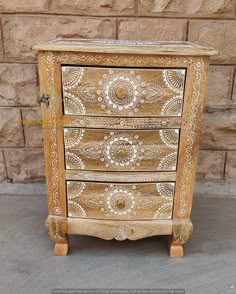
left=64, top=128, right=179, bottom=171
left=67, top=181, right=175, bottom=220
left=62, top=66, right=186, bottom=117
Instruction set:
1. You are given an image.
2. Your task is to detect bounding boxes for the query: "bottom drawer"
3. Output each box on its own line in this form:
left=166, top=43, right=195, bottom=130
left=67, top=181, right=175, bottom=220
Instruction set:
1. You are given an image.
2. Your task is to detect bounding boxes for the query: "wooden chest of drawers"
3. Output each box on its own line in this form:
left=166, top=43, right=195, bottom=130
left=34, top=39, right=217, bottom=257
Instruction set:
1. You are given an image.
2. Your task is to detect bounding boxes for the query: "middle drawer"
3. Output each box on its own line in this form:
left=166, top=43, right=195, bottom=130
left=64, top=128, right=179, bottom=172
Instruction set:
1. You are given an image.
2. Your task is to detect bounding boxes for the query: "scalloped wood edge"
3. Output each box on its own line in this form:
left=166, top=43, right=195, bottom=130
left=67, top=218, right=173, bottom=240
left=45, top=216, right=193, bottom=257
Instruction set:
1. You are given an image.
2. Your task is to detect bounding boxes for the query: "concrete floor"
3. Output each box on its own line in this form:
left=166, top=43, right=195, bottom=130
left=1, top=196, right=236, bottom=294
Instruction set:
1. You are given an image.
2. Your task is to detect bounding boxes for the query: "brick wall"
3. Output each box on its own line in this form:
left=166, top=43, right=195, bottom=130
left=0, top=0, right=235, bottom=188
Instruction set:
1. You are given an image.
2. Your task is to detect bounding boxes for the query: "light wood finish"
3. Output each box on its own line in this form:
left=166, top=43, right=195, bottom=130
left=65, top=170, right=176, bottom=182
left=38, top=53, right=67, bottom=216
left=64, top=128, right=179, bottom=172
left=36, top=39, right=215, bottom=256
left=63, top=115, right=182, bottom=129
left=33, top=38, right=218, bottom=56
left=67, top=218, right=173, bottom=240
left=45, top=216, right=69, bottom=256
left=54, top=240, right=69, bottom=256
left=169, top=240, right=184, bottom=258
left=173, top=57, right=210, bottom=219
left=169, top=219, right=193, bottom=257
left=66, top=181, right=175, bottom=220
left=62, top=66, right=185, bottom=117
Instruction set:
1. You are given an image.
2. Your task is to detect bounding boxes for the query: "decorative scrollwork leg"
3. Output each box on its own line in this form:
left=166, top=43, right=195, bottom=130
left=169, top=219, right=193, bottom=258
left=45, top=216, right=69, bottom=256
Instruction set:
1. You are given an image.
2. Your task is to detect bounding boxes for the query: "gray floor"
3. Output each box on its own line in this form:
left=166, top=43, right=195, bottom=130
left=1, top=196, right=236, bottom=294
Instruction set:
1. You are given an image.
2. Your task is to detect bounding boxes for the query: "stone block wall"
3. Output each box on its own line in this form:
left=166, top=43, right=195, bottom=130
left=0, top=0, right=235, bottom=190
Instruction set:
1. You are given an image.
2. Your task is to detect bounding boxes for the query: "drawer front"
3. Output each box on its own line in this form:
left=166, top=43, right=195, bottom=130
left=67, top=181, right=175, bottom=220
left=64, top=128, right=179, bottom=171
left=62, top=66, right=185, bottom=117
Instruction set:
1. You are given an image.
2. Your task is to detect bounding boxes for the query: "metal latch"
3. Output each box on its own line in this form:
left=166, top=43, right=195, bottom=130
left=37, top=94, right=50, bottom=107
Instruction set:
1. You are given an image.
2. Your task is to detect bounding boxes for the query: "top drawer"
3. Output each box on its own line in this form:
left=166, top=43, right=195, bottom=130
left=62, top=66, right=186, bottom=117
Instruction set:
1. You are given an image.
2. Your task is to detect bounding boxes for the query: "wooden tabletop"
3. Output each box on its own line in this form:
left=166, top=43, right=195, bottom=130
left=33, top=38, right=218, bottom=56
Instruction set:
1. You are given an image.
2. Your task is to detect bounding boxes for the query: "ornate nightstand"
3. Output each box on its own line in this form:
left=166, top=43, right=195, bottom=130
left=34, top=39, right=217, bottom=257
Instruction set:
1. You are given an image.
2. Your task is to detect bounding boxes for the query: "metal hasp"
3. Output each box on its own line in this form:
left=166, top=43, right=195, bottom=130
left=37, top=94, right=50, bottom=107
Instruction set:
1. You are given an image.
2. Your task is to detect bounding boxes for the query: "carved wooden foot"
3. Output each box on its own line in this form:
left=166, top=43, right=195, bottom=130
left=54, top=236, right=69, bottom=256
left=45, top=216, right=69, bottom=256
left=169, top=219, right=193, bottom=258
left=169, top=238, right=184, bottom=257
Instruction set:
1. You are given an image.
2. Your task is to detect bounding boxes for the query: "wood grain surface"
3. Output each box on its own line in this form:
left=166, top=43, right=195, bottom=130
left=67, top=218, right=173, bottom=240
left=36, top=39, right=213, bottom=256
left=33, top=38, right=218, bottom=56
left=64, top=128, right=179, bottom=171
left=65, top=170, right=176, bottom=182
left=62, top=66, right=185, bottom=117
left=66, top=181, right=175, bottom=220
left=63, top=115, right=182, bottom=130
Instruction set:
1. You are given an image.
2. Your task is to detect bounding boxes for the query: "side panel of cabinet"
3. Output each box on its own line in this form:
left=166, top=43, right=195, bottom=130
left=38, top=52, right=67, bottom=216
left=173, top=57, right=209, bottom=219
